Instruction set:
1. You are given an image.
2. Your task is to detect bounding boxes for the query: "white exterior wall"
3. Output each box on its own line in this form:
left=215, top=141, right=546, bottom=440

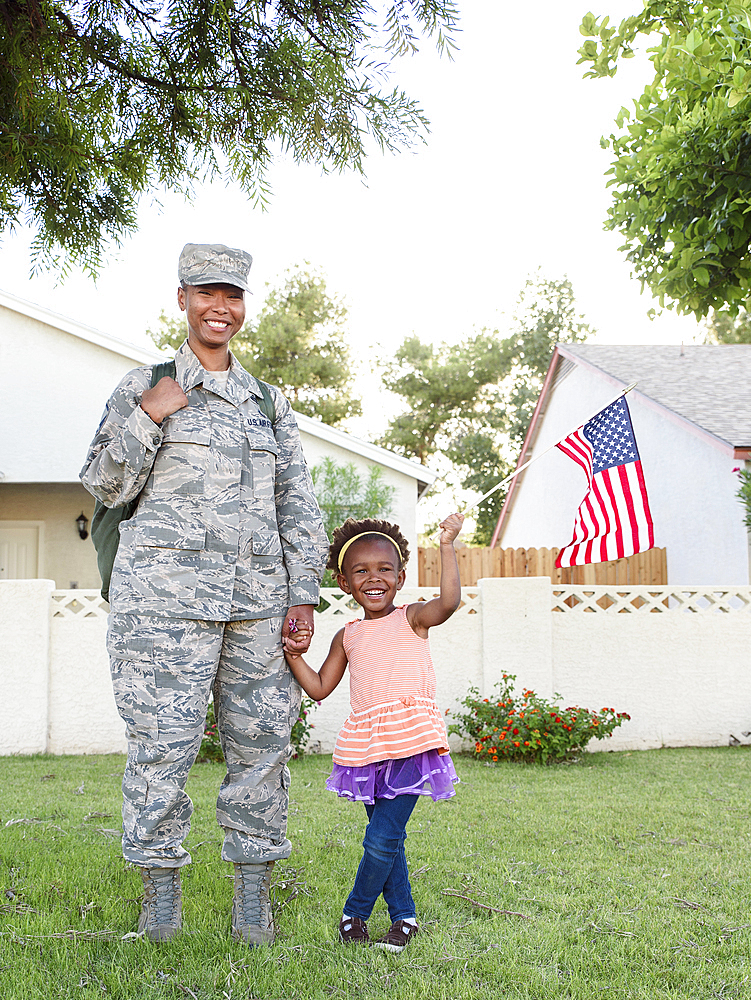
left=2, top=578, right=750, bottom=757
left=1, top=483, right=100, bottom=589
left=500, top=367, right=750, bottom=584
left=0, top=304, right=160, bottom=483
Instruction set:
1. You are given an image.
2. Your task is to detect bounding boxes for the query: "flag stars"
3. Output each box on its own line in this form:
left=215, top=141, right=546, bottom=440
left=584, top=398, right=640, bottom=473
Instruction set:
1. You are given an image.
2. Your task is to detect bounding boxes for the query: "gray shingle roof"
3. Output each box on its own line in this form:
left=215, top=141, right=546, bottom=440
left=560, top=344, right=751, bottom=448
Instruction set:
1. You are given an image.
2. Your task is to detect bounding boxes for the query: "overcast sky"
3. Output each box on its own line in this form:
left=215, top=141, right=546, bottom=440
left=3, top=0, right=703, bottom=452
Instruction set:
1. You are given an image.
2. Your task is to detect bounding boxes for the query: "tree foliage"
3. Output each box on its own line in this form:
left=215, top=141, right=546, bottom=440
left=379, top=332, right=509, bottom=465
left=310, top=457, right=395, bottom=541
left=310, top=456, right=395, bottom=586
left=444, top=431, right=512, bottom=546
left=2, top=0, right=459, bottom=275
left=381, top=273, right=593, bottom=543
left=579, top=1, right=751, bottom=318
left=150, top=265, right=361, bottom=425
left=704, top=308, right=751, bottom=343
left=381, top=273, right=592, bottom=462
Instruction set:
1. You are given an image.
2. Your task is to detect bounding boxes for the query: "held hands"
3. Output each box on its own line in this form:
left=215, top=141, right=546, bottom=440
left=140, top=376, right=189, bottom=425
left=283, top=622, right=312, bottom=657
left=439, top=511, right=465, bottom=546
left=282, top=605, right=315, bottom=657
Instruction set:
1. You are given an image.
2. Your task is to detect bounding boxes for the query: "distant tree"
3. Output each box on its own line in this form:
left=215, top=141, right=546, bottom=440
left=380, top=272, right=593, bottom=543
left=310, top=457, right=395, bottom=586
left=502, top=271, right=593, bottom=446
left=240, top=268, right=361, bottom=425
left=149, top=265, right=361, bottom=425
left=445, top=432, right=512, bottom=546
left=578, top=2, right=751, bottom=318
left=381, top=272, right=593, bottom=461
left=704, top=310, right=751, bottom=344
left=379, top=332, right=509, bottom=464
left=3, top=0, right=459, bottom=276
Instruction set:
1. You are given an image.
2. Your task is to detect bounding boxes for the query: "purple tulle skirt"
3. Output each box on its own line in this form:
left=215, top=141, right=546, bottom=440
left=326, top=750, right=458, bottom=803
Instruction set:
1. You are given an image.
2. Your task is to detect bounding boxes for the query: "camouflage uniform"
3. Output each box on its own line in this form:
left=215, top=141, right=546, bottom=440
left=80, top=340, right=328, bottom=866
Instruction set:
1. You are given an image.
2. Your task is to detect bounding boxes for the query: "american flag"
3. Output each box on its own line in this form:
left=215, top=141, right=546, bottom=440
left=555, top=396, right=654, bottom=568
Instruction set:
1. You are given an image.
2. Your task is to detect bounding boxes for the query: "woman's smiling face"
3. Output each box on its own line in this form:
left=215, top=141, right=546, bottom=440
left=337, top=537, right=405, bottom=618
left=177, top=282, right=246, bottom=355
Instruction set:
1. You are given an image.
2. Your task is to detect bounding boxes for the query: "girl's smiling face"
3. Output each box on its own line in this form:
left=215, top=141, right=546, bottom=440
left=337, top=537, right=405, bottom=619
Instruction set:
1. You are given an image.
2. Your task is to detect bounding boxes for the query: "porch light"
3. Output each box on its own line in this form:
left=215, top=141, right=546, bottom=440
left=76, top=513, right=89, bottom=540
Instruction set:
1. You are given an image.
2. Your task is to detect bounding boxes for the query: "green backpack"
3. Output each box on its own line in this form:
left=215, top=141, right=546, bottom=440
left=91, top=361, right=276, bottom=601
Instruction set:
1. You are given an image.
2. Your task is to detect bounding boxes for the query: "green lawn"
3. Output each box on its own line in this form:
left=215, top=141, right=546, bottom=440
left=1, top=747, right=750, bottom=998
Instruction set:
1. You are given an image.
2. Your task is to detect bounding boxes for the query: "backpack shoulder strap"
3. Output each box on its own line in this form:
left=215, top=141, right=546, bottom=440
left=151, top=359, right=177, bottom=387
left=253, top=378, right=277, bottom=425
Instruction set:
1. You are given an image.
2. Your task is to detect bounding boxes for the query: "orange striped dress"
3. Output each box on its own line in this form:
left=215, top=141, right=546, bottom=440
left=332, top=605, right=450, bottom=766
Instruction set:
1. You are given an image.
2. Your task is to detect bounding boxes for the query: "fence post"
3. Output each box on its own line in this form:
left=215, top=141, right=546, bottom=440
left=479, top=576, right=554, bottom=700
left=0, top=579, right=54, bottom=754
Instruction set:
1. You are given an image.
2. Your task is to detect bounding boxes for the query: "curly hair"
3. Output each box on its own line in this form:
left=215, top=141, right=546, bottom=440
left=327, top=518, right=410, bottom=573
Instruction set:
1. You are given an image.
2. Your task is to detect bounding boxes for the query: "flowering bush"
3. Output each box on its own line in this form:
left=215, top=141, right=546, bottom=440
left=197, top=697, right=319, bottom=763
left=196, top=701, right=223, bottom=764
left=290, top=696, right=319, bottom=758
left=448, top=672, right=630, bottom=764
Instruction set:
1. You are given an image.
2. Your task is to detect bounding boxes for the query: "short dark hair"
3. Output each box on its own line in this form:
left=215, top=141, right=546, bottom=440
left=328, top=518, right=410, bottom=573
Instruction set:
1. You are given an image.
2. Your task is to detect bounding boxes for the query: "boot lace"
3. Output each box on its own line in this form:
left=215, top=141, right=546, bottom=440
left=234, top=864, right=272, bottom=927
left=144, top=869, right=180, bottom=927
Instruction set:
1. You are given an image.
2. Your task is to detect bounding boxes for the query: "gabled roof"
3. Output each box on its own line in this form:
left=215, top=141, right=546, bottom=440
left=295, top=413, right=438, bottom=496
left=559, top=344, right=751, bottom=450
left=491, top=343, right=751, bottom=546
left=0, top=288, right=165, bottom=365
left=0, top=288, right=437, bottom=492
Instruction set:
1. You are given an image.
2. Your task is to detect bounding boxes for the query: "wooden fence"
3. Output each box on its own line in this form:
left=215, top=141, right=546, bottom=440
left=417, top=545, right=667, bottom=587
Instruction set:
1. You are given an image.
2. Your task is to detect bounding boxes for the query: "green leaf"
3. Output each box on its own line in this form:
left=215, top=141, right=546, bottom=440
left=693, top=266, right=710, bottom=287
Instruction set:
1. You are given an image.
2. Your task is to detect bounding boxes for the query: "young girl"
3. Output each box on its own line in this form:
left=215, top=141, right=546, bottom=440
left=283, top=512, right=464, bottom=952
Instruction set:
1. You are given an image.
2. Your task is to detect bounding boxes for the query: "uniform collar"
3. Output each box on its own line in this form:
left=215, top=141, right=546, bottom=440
left=174, top=340, right=265, bottom=406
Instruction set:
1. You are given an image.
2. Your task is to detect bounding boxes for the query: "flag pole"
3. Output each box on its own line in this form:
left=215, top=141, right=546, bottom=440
left=431, top=381, right=638, bottom=538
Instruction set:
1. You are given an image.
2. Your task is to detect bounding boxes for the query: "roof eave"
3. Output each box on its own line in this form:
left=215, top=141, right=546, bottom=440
left=490, top=346, right=562, bottom=547
left=294, top=411, right=439, bottom=489
left=0, top=288, right=166, bottom=365
left=557, top=344, right=740, bottom=456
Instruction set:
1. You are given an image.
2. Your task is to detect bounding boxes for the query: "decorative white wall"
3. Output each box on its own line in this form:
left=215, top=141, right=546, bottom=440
left=2, top=578, right=749, bottom=758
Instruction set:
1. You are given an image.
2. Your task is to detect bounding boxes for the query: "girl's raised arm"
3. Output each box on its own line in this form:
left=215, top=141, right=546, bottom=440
left=407, top=512, right=464, bottom=634
left=284, top=627, right=348, bottom=701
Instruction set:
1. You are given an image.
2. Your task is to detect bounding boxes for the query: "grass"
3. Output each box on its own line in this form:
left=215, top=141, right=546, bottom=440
left=1, top=747, right=751, bottom=998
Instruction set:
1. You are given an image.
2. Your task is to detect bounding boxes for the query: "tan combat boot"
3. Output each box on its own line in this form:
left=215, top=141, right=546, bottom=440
left=138, top=867, right=182, bottom=942
left=231, top=861, right=275, bottom=946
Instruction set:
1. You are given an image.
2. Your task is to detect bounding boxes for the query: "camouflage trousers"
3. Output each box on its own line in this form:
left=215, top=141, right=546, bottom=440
left=107, top=613, right=301, bottom=868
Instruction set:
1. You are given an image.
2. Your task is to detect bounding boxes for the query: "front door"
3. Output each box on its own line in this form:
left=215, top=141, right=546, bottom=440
left=0, top=525, right=41, bottom=579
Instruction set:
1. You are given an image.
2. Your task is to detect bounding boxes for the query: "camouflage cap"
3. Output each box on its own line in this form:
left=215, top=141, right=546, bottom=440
left=178, top=243, right=253, bottom=293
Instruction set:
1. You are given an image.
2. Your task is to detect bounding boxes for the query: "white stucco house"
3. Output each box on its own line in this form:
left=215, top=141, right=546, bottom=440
left=0, top=289, right=436, bottom=589
left=492, top=344, right=751, bottom=584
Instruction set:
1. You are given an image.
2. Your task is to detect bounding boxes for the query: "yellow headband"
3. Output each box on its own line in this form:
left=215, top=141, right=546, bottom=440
left=337, top=532, right=403, bottom=573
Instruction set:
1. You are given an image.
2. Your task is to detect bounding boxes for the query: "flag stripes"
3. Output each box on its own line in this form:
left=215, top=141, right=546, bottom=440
left=555, top=397, right=655, bottom=568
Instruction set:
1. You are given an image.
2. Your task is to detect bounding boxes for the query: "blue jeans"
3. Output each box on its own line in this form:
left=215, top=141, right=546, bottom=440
left=344, top=795, right=419, bottom=923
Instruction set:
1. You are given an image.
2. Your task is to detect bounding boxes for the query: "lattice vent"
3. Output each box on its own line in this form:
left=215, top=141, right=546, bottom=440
left=552, top=586, right=751, bottom=614
left=51, top=591, right=109, bottom=619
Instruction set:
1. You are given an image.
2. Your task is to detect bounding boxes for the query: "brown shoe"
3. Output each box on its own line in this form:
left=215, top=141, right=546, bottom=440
left=374, top=919, right=418, bottom=953
left=232, top=862, right=275, bottom=946
left=138, top=867, right=182, bottom=942
left=339, top=915, right=370, bottom=944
